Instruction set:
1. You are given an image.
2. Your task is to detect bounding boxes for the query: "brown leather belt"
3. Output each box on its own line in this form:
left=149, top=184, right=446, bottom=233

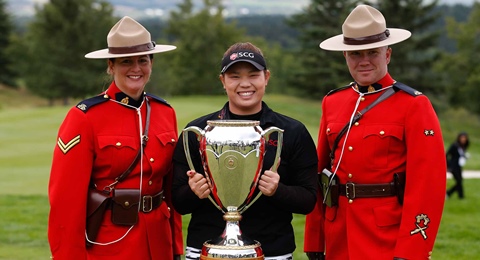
left=141, top=190, right=164, bottom=213
left=339, top=182, right=396, bottom=200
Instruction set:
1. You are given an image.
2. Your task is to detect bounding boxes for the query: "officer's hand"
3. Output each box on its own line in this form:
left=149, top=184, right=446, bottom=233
left=258, top=170, right=280, bottom=196
left=306, top=252, right=325, bottom=260
left=187, top=170, right=211, bottom=199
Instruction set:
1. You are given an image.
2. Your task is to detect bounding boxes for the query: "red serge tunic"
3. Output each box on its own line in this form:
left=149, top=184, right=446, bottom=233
left=48, top=82, right=183, bottom=259
left=304, top=74, right=446, bottom=259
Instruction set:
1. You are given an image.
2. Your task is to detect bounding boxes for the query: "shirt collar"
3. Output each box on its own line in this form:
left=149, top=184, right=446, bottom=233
left=354, top=73, right=395, bottom=94
left=105, top=82, right=145, bottom=108
left=217, top=101, right=275, bottom=126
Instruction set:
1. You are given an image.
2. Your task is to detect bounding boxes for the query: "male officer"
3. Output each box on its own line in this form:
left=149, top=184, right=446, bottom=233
left=304, top=5, right=446, bottom=260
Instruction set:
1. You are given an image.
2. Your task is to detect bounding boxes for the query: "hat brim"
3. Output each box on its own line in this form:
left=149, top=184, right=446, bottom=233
left=319, top=28, right=411, bottom=51
left=85, top=45, right=177, bottom=59
left=221, top=59, right=265, bottom=73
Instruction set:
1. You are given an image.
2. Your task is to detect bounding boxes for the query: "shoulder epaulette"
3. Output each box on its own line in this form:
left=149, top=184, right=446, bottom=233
left=146, top=93, right=171, bottom=107
left=326, top=83, right=354, bottom=96
left=75, top=95, right=109, bottom=113
left=393, top=82, right=423, bottom=97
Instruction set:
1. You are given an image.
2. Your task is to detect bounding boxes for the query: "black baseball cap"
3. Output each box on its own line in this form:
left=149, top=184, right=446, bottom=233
left=220, top=50, right=267, bottom=73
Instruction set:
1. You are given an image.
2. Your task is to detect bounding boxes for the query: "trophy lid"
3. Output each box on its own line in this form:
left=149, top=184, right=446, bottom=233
left=207, top=120, right=260, bottom=127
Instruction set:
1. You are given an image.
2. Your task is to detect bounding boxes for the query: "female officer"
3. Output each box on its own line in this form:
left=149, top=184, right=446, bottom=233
left=48, top=16, right=183, bottom=259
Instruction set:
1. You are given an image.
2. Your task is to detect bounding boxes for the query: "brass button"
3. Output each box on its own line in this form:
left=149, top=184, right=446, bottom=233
left=348, top=173, right=353, bottom=178
left=354, top=122, right=359, bottom=126
left=349, top=199, right=353, bottom=204
left=168, top=207, right=171, bottom=211
left=116, top=142, right=121, bottom=147
left=326, top=128, right=330, bottom=134
left=348, top=146, right=353, bottom=151
left=380, top=130, right=385, bottom=135
left=148, top=180, right=153, bottom=185
left=150, top=158, right=154, bottom=162
left=361, top=97, right=365, bottom=101
left=171, top=138, right=176, bottom=142
left=103, top=94, right=109, bottom=99
left=124, top=201, right=130, bottom=207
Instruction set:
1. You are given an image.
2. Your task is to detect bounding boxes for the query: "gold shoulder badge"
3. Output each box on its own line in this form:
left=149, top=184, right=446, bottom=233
left=57, top=135, right=81, bottom=154
left=121, top=97, right=129, bottom=105
left=410, top=214, right=430, bottom=240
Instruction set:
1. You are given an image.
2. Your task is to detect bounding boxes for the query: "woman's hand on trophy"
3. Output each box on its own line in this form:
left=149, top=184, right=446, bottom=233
left=187, top=170, right=211, bottom=199
left=258, top=170, right=280, bottom=196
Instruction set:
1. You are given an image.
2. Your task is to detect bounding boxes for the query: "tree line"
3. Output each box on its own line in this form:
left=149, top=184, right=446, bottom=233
left=0, top=0, right=479, bottom=115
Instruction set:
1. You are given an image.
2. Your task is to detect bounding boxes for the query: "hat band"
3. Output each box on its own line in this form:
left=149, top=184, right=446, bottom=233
left=108, top=41, right=156, bottom=54
left=343, top=29, right=390, bottom=45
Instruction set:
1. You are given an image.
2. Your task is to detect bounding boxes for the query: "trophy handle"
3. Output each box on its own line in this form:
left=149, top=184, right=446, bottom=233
left=243, top=127, right=284, bottom=213
left=182, top=126, right=204, bottom=172
left=182, top=126, right=225, bottom=213
left=262, top=127, right=284, bottom=172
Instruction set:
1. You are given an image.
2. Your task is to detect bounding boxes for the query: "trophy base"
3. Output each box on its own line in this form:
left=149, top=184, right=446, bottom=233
left=200, top=241, right=264, bottom=260
left=200, top=210, right=264, bottom=259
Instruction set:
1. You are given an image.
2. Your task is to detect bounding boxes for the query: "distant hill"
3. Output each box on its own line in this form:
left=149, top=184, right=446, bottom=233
left=6, top=0, right=310, bottom=18
left=6, top=0, right=475, bottom=19
left=6, top=0, right=474, bottom=52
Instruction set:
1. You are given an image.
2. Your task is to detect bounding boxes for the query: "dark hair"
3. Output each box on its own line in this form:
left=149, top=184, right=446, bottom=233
left=223, top=42, right=264, bottom=58
left=456, top=132, right=470, bottom=150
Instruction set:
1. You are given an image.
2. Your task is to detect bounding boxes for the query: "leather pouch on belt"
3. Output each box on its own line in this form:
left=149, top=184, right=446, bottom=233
left=86, top=189, right=111, bottom=246
left=321, top=168, right=339, bottom=207
left=111, top=189, right=140, bottom=226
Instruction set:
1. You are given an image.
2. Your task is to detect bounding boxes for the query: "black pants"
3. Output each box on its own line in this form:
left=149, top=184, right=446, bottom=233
left=447, top=168, right=464, bottom=199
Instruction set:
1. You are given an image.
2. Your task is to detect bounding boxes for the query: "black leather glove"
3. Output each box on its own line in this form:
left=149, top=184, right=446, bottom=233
left=174, top=255, right=181, bottom=260
left=306, top=252, right=325, bottom=260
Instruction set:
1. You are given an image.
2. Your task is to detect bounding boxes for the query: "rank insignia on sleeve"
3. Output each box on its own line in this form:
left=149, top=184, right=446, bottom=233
left=57, top=135, right=80, bottom=154
left=410, top=214, right=430, bottom=240
left=424, top=129, right=435, bottom=136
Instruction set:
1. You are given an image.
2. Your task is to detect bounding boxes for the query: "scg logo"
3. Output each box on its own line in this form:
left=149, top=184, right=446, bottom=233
left=237, top=52, right=254, bottom=58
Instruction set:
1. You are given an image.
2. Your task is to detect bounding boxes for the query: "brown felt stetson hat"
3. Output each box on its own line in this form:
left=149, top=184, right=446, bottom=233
left=319, top=5, right=411, bottom=51
left=85, top=16, right=176, bottom=59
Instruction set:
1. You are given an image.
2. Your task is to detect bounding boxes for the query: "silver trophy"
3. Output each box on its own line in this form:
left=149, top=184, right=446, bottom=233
left=183, top=120, right=283, bottom=259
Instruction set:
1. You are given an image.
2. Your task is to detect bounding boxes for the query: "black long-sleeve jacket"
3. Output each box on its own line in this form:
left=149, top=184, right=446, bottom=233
left=172, top=102, right=318, bottom=256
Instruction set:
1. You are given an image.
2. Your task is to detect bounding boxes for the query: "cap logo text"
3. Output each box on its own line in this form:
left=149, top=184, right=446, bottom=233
left=230, top=52, right=255, bottom=61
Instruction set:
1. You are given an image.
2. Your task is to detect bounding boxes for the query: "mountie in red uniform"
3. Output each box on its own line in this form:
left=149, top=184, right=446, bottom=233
left=48, top=82, right=183, bottom=259
left=304, top=74, right=446, bottom=259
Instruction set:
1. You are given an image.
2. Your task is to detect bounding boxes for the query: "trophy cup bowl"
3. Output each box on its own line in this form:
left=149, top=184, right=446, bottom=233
left=183, top=120, right=283, bottom=259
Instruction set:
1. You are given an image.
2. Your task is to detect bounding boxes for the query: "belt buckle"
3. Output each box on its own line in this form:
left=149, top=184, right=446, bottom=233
left=345, top=182, right=356, bottom=200
left=142, top=195, right=153, bottom=213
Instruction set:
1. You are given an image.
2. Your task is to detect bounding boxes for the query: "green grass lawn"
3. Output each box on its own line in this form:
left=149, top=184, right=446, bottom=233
left=1, top=94, right=479, bottom=259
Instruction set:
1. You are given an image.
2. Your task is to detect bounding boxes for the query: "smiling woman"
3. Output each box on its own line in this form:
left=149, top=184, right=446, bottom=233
left=47, top=16, right=183, bottom=259
left=172, top=42, right=319, bottom=260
